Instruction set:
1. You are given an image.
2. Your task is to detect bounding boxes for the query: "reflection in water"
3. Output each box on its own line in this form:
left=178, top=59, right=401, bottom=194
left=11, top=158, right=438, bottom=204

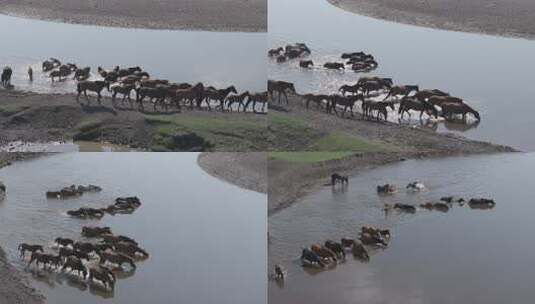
left=268, top=0, right=535, bottom=151
left=0, top=14, right=266, bottom=93
left=269, top=153, right=535, bottom=304
left=0, top=153, right=266, bottom=304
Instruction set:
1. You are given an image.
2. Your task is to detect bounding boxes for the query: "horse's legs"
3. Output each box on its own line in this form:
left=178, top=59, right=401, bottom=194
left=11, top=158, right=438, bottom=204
left=84, top=91, right=90, bottom=104
left=97, top=92, right=102, bottom=104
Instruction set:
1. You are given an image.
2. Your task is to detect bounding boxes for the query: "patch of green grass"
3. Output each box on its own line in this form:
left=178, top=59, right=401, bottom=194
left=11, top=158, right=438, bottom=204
left=310, top=132, right=391, bottom=152
left=269, top=152, right=355, bottom=163
left=269, top=112, right=308, bottom=129
left=0, top=104, right=30, bottom=116
left=145, top=115, right=266, bottom=151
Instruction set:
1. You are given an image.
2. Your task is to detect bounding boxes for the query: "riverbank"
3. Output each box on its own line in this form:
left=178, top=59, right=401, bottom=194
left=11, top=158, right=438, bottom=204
left=0, top=90, right=267, bottom=152
left=267, top=95, right=516, bottom=214
left=328, top=0, right=535, bottom=40
left=198, top=152, right=267, bottom=194
left=0, top=153, right=46, bottom=304
left=0, top=0, right=266, bottom=32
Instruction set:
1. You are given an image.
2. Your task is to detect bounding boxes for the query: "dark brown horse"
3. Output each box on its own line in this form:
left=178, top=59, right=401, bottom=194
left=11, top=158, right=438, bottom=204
left=383, top=85, right=419, bottom=100
left=18, top=243, right=44, bottom=258
left=89, top=267, right=116, bottom=290
left=204, top=86, right=238, bottom=111
left=226, top=91, right=250, bottom=112
left=398, top=96, right=438, bottom=119
left=362, top=100, right=395, bottom=121
left=299, top=60, right=314, bottom=68
left=245, top=91, right=268, bottom=112
left=76, top=81, right=110, bottom=104
left=268, top=80, right=296, bottom=104
left=323, top=62, right=345, bottom=70
left=329, top=94, right=365, bottom=117
left=441, top=102, right=481, bottom=121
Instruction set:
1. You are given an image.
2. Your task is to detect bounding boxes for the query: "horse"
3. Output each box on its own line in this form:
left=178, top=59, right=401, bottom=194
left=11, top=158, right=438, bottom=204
left=42, top=58, right=61, bottom=72
left=329, top=94, right=364, bottom=117
left=362, top=100, right=394, bottom=121
left=175, top=82, right=205, bottom=110
left=338, top=84, right=361, bottom=96
left=357, top=77, right=393, bottom=89
left=268, top=80, right=296, bottom=104
left=383, top=85, right=419, bottom=100
left=204, top=86, right=238, bottom=111
left=98, top=252, right=136, bottom=271
left=441, top=102, right=481, bottom=121
left=76, top=81, right=110, bottom=104
left=115, top=242, right=149, bottom=259
left=244, top=91, right=267, bottom=112
left=54, top=237, right=75, bottom=248
left=414, top=89, right=450, bottom=102
left=352, top=242, right=370, bottom=261
left=18, top=244, right=44, bottom=258
left=323, top=62, right=345, bottom=70
left=226, top=91, right=249, bottom=112
left=300, top=248, right=325, bottom=268
left=324, top=240, right=345, bottom=259
left=49, top=69, right=71, bottom=82
left=73, top=67, right=91, bottom=81
left=311, top=244, right=337, bottom=262
left=89, top=267, right=116, bottom=291
left=62, top=256, right=87, bottom=279
left=302, top=94, right=328, bottom=109
left=101, top=234, right=138, bottom=246
left=358, top=81, right=388, bottom=97
left=341, top=52, right=366, bottom=59
left=1, top=67, right=13, bottom=87
left=274, top=264, right=285, bottom=280
left=82, top=226, right=113, bottom=238
left=468, top=198, right=495, bottom=209
left=110, top=83, right=136, bottom=106
left=268, top=47, right=283, bottom=57
left=398, top=96, right=438, bottom=120
left=299, top=60, right=314, bottom=68
left=427, top=95, right=463, bottom=107
left=393, top=203, right=417, bottom=213
left=136, top=86, right=169, bottom=111
left=331, top=173, right=348, bottom=185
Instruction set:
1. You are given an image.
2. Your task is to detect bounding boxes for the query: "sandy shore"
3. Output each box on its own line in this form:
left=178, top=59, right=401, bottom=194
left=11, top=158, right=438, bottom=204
left=0, top=153, right=46, bottom=304
left=328, top=0, right=535, bottom=40
left=198, top=152, right=267, bottom=194
left=0, top=90, right=267, bottom=152
left=0, top=0, right=266, bottom=32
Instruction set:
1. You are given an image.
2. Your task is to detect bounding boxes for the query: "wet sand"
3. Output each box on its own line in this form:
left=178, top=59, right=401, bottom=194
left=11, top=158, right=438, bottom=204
left=1, top=153, right=46, bottom=304
left=329, top=0, right=535, bottom=40
left=198, top=152, right=267, bottom=194
left=0, top=0, right=266, bottom=32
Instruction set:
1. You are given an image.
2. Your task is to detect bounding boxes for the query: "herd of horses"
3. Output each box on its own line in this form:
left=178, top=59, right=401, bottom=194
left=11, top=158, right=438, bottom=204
left=269, top=43, right=379, bottom=73
left=2, top=59, right=268, bottom=113
left=273, top=174, right=496, bottom=281
left=13, top=184, right=148, bottom=293
left=269, top=77, right=481, bottom=122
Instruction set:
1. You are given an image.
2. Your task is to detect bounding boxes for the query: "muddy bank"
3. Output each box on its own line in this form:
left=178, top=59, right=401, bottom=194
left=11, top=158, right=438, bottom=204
left=267, top=95, right=516, bottom=214
left=198, top=152, right=267, bottom=194
left=0, top=247, right=44, bottom=304
left=0, top=90, right=267, bottom=152
left=0, top=0, right=266, bottom=32
left=0, top=152, right=46, bottom=169
left=328, top=0, right=535, bottom=40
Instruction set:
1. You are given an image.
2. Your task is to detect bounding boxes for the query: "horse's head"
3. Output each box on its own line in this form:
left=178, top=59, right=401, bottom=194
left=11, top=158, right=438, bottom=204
left=228, top=86, right=238, bottom=94
left=471, top=109, right=481, bottom=121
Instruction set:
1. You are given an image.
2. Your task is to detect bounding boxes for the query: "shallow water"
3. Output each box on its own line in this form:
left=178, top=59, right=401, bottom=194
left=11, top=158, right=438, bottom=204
left=0, top=14, right=266, bottom=93
left=269, top=152, right=535, bottom=303
left=0, top=141, right=135, bottom=152
left=0, top=153, right=266, bottom=304
left=268, top=0, right=535, bottom=151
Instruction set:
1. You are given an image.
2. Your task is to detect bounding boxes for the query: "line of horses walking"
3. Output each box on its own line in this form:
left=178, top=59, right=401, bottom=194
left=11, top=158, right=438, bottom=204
left=268, top=77, right=481, bottom=123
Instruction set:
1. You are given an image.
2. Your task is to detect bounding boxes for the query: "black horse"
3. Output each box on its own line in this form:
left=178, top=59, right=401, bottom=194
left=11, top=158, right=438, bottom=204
left=1, top=67, right=13, bottom=87
left=331, top=173, right=348, bottom=186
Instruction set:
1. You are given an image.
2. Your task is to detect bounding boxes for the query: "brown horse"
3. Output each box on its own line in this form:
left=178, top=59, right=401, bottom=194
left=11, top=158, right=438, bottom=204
left=329, top=94, right=365, bottom=117
left=136, top=86, right=169, bottom=111
left=398, top=96, right=438, bottom=120
left=338, top=83, right=361, bottom=96
left=357, top=77, right=393, bottom=88
left=98, top=252, right=136, bottom=271
left=268, top=47, right=283, bottom=57
left=62, top=256, right=87, bottom=278
left=323, top=62, right=345, bottom=70
left=441, top=102, right=481, bottom=121
left=174, top=82, right=204, bottom=110
left=414, top=89, right=450, bottom=102
left=383, top=85, right=419, bottom=100
left=245, top=91, right=268, bottom=112
left=82, top=226, right=112, bottom=238
left=268, top=80, right=296, bottom=104
left=111, top=83, right=136, bottom=106
left=76, top=80, right=110, bottom=104
left=357, top=81, right=388, bottom=97
left=299, top=60, right=314, bottom=68
left=427, top=95, right=463, bottom=107
left=204, top=86, right=238, bottom=111
left=310, top=244, right=337, bottom=262
left=303, top=94, right=329, bottom=109
left=89, top=267, right=116, bottom=291
left=226, top=91, right=250, bottom=112
left=362, top=100, right=394, bottom=121
left=18, top=243, right=44, bottom=258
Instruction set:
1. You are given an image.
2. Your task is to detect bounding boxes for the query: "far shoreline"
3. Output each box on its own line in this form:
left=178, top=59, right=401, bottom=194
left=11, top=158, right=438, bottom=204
left=0, top=0, right=267, bottom=33
left=328, top=0, right=535, bottom=41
